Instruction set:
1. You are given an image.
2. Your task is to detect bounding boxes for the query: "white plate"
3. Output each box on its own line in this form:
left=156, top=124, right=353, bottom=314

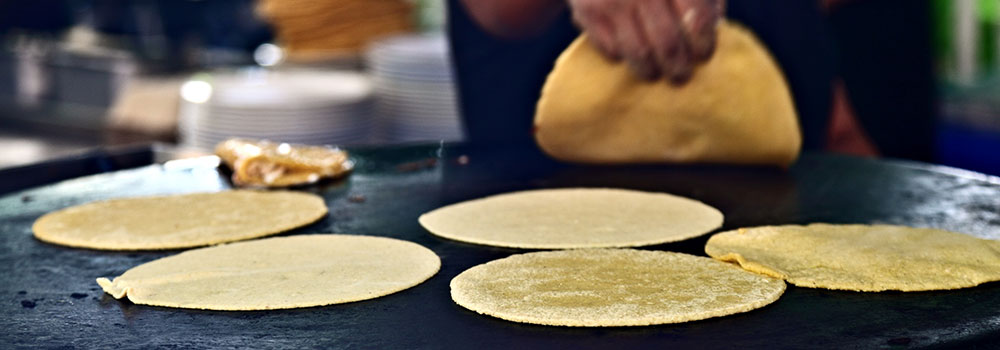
left=206, top=70, right=373, bottom=108
left=376, top=90, right=456, bottom=101
left=206, top=102, right=373, bottom=114
left=191, top=129, right=373, bottom=145
left=204, top=111, right=374, bottom=124
left=193, top=125, right=373, bottom=138
left=192, top=118, right=373, bottom=133
left=369, top=66, right=453, bottom=81
left=367, top=33, right=449, bottom=57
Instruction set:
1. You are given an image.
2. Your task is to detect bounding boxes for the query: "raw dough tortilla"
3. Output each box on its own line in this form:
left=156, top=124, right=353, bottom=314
left=33, top=190, right=327, bottom=250
left=97, top=234, right=441, bottom=310
left=534, top=21, right=801, bottom=166
left=419, top=188, right=723, bottom=249
left=705, top=224, right=1000, bottom=292
left=451, top=249, right=785, bottom=327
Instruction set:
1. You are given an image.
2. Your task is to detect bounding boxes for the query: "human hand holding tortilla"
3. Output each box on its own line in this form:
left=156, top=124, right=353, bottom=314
left=567, top=0, right=725, bottom=82
left=534, top=20, right=801, bottom=166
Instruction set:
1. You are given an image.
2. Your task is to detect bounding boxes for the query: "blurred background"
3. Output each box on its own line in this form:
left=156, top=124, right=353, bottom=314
left=0, top=0, right=997, bottom=175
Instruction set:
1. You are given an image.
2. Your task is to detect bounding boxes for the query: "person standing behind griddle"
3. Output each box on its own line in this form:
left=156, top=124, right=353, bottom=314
left=447, top=0, right=936, bottom=161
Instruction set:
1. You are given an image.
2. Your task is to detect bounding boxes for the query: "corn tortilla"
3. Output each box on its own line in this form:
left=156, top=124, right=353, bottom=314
left=215, top=138, right=353, bottom=187
left=534, top=21, right=801, bottom=166
left=97, top=234, right=441, bottom=310
left=419, top=188, right=723, bottom=249
left=33, top=190, right=327, bottom=250
left=450, top=249, right=785, bottom=327
left=705, top=224, right=1000, bottom=292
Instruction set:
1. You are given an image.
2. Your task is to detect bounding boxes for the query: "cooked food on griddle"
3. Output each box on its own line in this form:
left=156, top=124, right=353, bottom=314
left=98, top=235, right=440, bottom=310
left=419, top=188, right=723, bottom=249
left=215, top=138, right=353, bottom=188
left=451, top=249, right=785, bottom=327
left=706, top=224, right=1000, bottom=292
left=33, top=190, right=327, bottom=250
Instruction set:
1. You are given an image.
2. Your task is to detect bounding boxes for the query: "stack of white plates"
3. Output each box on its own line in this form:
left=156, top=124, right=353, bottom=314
left=178, top=69, right=374, bottom=150
left=366, top=33, right=463, bottom=143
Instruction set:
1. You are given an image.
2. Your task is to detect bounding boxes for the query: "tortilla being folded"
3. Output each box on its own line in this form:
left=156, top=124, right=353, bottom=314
left=535, top=21, right=801, bottom=166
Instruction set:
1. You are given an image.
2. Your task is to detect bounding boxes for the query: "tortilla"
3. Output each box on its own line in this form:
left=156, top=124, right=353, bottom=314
left=97, top=234, right=440, bottom=310
left=451, top=249, right=785, bottom=327
left=705, top=224, right=1000, bottom=292
left=33, top=190, right=327, bottom=250
left=419, top=188, right=723, bottom=249
left=215, top=138, right=353, bottom=188
left=534, top=21, right=800, bottom=166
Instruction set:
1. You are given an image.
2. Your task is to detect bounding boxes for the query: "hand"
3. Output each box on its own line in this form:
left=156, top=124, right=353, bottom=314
left=568, top=0, right=724, bottom=83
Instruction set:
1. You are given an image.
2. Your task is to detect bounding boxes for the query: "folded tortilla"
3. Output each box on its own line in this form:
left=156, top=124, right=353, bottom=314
left=535, top=21, right=801, bottom=166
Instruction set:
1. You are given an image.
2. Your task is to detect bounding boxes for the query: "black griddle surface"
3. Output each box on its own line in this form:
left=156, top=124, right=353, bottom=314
left=2, top=144, right=999, bottom=349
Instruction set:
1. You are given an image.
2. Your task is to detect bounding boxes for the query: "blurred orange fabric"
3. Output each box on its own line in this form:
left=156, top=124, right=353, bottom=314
left=257, top=0, right=414, bottom=60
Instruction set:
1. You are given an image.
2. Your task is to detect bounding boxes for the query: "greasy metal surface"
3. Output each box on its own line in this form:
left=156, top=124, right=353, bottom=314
left=0, top=145, right=154, bottom=196
left=1, top=144, right=999, bottom=349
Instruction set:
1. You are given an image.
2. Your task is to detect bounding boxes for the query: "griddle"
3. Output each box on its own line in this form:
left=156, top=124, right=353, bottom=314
left=1, top=144, right=999, bottom=349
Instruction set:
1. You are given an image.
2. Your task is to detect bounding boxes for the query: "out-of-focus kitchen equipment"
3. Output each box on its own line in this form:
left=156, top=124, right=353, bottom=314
left=0, top=38, right=51, bottom=107
left=933, top=0, right=1000, bottom=175
left=938, top=73, right=1000, bottom=175
left=178, top=69, right=374, bottom=150
left=366, top=33, right=463, bottom=143
left=257, top=0, right=414, bottom=63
